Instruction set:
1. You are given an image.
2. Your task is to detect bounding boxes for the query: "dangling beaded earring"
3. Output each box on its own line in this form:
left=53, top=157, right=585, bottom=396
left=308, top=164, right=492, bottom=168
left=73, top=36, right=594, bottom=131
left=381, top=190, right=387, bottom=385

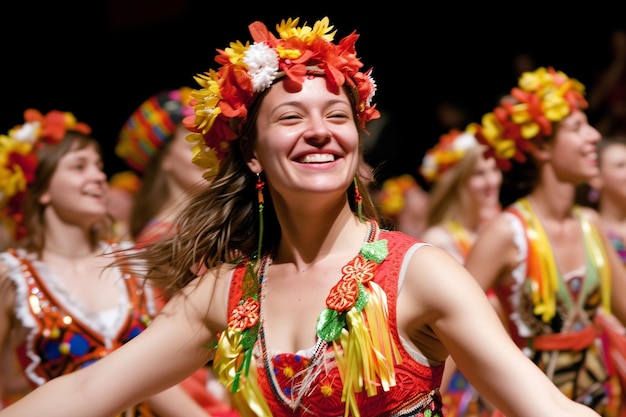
left=256, top=172, right=265, bottom=256
left=353, top=177, right=363, bottom=222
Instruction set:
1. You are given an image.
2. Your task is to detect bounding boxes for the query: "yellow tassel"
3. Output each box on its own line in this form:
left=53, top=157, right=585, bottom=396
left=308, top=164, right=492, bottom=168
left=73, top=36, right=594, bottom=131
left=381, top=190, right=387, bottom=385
left=518, top=198, right=559, bottom=322
left=577, top=207, right=612, bottom=313
left=515, top=200, right=612, bottom=323
left=364, top=282, right=402, bottom=390
left=333, top=282, right=401, bottom=417
left=214, top=328, right=272, bottom=417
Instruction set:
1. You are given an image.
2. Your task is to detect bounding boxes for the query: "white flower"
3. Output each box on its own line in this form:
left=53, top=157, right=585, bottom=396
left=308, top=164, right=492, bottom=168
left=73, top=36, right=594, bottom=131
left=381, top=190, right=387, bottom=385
left=421, top=154, right=436, bottom=177
left=12, top=121, right=40, bottom=142
left=243, top=42, right=279, bottom=93
left=453, top=132, right=478, bottom=151
left=365, top=70, right=376, bottom=107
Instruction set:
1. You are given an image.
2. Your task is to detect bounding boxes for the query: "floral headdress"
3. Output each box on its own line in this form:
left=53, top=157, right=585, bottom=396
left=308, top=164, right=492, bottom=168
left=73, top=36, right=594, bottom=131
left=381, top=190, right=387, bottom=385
left=470, top=66, right=587, bottom=171
left=109, top=170, right=141, bottom=194
left=0, top=109, right=91, bottom=241
left=184, top=16, right=380, bottom=180
left=377, top=174, right=420, bottom=217
left=419, top=128, right=479, bottom=183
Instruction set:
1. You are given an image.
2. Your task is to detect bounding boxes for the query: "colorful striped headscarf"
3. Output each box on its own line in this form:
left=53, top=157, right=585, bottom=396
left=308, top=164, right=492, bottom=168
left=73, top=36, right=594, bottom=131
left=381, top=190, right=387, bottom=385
left=116, top=87, right=193, bottom=174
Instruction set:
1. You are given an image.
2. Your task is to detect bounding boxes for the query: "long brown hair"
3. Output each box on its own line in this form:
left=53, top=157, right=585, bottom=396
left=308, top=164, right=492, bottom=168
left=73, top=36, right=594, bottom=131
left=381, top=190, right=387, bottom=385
left=21, top=131, right=111, bottom=256
left=123, top=83, right=379, bottom=295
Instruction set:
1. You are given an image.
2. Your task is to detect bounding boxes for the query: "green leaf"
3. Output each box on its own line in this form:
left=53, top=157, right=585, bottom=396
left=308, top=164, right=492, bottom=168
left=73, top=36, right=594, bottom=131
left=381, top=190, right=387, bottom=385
left=353, top=282, right=369, bottom=312
left=316, top=308, right=346, bottom=341
left=360, top=239, right=388, bottom=263
left=240, top=325, right=259, bottom=350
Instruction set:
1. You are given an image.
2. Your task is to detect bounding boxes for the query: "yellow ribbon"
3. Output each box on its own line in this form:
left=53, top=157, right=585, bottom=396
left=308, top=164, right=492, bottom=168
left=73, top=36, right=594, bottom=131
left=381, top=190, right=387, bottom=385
left=515, top=198, right=611, bottom=322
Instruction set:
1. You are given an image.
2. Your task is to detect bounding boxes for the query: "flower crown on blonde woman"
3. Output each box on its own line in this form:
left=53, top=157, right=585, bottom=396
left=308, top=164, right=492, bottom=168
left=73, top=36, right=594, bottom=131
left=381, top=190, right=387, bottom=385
left=0, top=109, right=91, bottom=241
left=419, top=128, right=479, bottom=183
left=183, top=16, right=381, bottom=181
left=470, top=66, right=587, bottom=171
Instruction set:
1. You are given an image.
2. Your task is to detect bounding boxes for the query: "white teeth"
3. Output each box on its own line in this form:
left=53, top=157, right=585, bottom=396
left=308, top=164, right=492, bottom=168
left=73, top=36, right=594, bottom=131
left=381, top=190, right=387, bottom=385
left=300, top=154, right=335, bottom=163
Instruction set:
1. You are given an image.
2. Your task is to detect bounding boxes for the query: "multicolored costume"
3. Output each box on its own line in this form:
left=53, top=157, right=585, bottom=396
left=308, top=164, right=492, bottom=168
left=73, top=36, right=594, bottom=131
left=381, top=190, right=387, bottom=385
left=219, top=222, right=444, bottom=417
left=496, top=197, right=620, bottom=416
left=0, top=242, right=158, bottom=416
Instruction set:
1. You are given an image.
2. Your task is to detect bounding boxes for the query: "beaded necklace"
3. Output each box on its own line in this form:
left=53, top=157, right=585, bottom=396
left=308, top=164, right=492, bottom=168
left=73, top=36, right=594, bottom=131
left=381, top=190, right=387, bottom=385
left=257, top=256, right=328, bottom=410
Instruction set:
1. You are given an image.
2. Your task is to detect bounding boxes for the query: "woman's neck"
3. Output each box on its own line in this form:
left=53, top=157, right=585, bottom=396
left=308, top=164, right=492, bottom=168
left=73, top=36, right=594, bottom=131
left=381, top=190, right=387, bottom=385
left=599, top=194, right=626, bottom=223
left=43, top=226, right=98, bottom=258
left=274, top=202, right=365, bottom=269
left=528, top=184, right=575, bottom=220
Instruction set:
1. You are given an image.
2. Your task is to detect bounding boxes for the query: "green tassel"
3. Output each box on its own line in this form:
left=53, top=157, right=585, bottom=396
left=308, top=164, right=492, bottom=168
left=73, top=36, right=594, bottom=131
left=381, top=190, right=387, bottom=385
left=354, top=177, right=363, bottom=222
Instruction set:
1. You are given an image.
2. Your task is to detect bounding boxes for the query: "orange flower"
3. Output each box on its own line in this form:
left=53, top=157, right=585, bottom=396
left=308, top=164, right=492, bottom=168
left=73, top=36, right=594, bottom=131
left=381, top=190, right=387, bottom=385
left=326, top=254, right=377, bottom=311
left=341, top=254, right=376, bottom=284
left=185, top=17, right=380, bottom=176
left=228, top=298, right=260, bottom=331
left=326, top=277, right=359, bottom=312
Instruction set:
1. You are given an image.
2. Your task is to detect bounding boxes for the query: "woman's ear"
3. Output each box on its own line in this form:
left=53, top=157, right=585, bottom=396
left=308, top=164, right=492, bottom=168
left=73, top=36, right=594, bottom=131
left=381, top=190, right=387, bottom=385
left=39, top=191, right=51, bottom=205
left=240, top=134, right=261, bottom=173
left=246, top=156, right=261, bottom=173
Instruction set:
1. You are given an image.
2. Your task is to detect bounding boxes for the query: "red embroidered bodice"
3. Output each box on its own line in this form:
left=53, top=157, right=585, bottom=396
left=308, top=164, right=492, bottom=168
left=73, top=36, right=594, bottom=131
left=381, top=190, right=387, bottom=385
left=227, top=229, right=443, bottom=416
left=2, top=244, right=157, bottom=416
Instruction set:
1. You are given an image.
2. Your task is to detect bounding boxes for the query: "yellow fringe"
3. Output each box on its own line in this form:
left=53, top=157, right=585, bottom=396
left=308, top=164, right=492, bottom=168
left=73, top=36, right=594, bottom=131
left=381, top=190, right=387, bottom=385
left=214, top=328, right=272, bottom=417
left=576, top=207, right=612, bottom=313
left=517, top=198, right=559, bottom=321
left=334, top=281, right=401, bottom=417
left=516, top=199, right=611, bottom=322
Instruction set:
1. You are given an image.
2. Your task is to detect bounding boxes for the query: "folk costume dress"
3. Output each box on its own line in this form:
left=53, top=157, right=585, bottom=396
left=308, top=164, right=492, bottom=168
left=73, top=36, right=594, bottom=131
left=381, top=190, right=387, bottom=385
left=0, top=242, right=158, bottom=416
left=214, top=220, right=444, bottom=417
left=496, top=197, right=621, bottom=417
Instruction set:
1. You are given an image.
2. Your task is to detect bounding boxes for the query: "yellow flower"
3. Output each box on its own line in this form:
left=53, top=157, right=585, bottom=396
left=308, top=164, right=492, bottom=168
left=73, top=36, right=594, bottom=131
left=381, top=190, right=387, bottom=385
left=224, top=40, right=250, bottom=66
left=480, top=113, right=504, bottom=146
left=276, top=17, right=336, bottom=43
left=542, top=93, right=570, bottom=122
left=185, top=16, right=380, bottom=180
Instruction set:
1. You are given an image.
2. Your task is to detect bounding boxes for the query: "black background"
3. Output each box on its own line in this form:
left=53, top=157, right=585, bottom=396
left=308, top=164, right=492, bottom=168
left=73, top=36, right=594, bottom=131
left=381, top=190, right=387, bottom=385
left=2, top=1, right=624, bottom=182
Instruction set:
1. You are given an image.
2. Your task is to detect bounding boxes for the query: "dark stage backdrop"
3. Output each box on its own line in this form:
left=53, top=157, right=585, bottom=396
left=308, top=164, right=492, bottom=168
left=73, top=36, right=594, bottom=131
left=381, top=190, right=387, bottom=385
left=1, top=1, right=623, bottom=182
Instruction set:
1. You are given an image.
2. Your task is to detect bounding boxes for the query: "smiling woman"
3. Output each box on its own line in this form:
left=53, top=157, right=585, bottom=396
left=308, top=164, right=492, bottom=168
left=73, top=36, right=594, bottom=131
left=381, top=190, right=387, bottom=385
left=0, top=109, right=212, bottom=416
left=0, top=17, right=604, bottom=417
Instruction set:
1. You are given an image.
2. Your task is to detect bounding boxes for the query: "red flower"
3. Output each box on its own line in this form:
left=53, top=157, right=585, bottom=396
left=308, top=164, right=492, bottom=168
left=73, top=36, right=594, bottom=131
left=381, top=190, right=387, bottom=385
left=228, top=298, right=260, bottom=331
left=325, top=254, right=377, bottom=312
left=341, top=254, right=376, bottom=284
left=326, top=277, right=359, bottom=312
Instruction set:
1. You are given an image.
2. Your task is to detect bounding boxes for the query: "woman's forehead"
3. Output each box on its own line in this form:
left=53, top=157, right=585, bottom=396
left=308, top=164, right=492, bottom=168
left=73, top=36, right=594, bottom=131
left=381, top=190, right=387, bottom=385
left=262, top=77, right=349, bottom=106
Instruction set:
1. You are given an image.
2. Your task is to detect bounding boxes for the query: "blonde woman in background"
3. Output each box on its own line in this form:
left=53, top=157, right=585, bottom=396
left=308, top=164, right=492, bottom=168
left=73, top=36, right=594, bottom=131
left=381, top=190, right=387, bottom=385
left=419, top=128, right=503, bottom=417
left=420, top=129, right=502, bottom=263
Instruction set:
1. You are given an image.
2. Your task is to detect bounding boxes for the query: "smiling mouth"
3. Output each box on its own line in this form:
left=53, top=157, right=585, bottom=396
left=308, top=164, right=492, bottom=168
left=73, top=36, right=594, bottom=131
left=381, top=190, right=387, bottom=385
left=298, top=154, right=336, bottom=163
